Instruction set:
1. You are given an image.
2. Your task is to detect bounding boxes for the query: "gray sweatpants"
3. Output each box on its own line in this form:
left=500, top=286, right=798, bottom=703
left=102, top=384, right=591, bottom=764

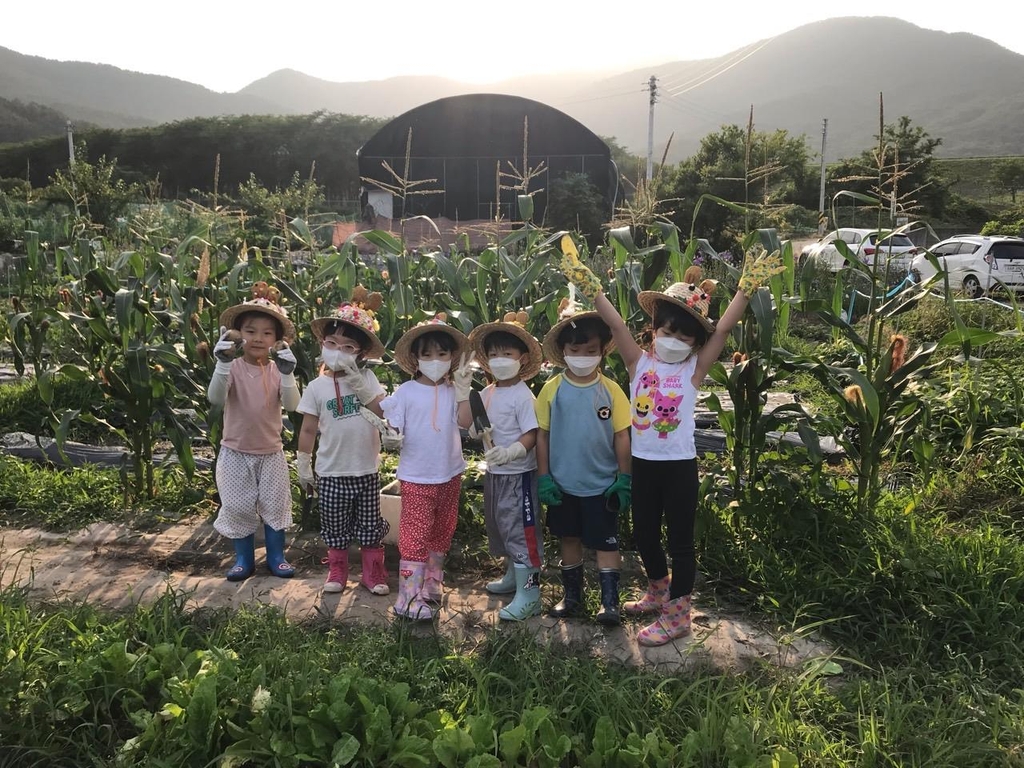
left=484, top=470, right=542, bottom=567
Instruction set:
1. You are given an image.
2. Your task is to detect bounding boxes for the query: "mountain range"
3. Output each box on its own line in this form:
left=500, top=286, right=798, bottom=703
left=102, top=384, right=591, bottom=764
left=2, top=16, right=1023, bottom=162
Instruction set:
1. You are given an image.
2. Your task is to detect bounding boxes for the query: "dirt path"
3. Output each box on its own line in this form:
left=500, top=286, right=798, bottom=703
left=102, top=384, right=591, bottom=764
left=0, top=519, right=831, bottom=673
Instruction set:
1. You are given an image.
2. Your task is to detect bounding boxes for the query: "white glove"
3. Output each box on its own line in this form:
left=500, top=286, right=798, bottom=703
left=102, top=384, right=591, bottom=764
left=381, top=430, right=403, bottom=451
left=296, top=451, right=316, bottom=492
left=484, top=442, right=527, bottom=466
left=467, top=422, right=481, bottom=441
left=337, top=357, right=377, bottom=405
left=214, top=326, right=240, bottom=364
left=273, top=343, right=296, bottom=375
left=453, top=351, right=476, bottom=403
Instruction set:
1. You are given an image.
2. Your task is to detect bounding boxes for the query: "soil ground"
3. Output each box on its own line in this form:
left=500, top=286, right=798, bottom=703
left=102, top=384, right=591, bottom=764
left=1, top=517, right=831, bottom=673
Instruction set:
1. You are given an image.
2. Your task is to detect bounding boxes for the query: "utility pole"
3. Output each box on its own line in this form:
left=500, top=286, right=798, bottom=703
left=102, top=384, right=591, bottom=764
left=817, top=118, right=828, bottom=235
left=66, top=120, right=79, bottom=216
left=66, top=120, right=75, bottom=167
left=646, top=75, right=658, bottom=183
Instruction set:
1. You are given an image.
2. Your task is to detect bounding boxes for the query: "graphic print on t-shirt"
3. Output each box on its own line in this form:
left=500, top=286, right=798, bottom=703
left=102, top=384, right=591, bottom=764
left=327, top=393, right=361, bottom=419
left=633, top=367, right=683, bottom=438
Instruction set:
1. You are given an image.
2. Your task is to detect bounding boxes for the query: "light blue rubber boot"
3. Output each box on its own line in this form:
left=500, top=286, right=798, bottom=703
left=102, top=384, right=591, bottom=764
left=498, top=564, right=542, bottom=621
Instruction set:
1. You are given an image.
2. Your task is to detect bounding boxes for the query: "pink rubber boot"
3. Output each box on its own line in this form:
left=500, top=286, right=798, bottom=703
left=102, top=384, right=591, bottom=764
left=423, top=550, right=445, bottom=603
left=393, top=560, right=433, bottom=621
left=323, top=548, right=348, bottom=594
left=623, top=575, right=670, bottom=616
left=360, top=546, right=390, bottom=596
left=637, top=595, right=692, bottom=647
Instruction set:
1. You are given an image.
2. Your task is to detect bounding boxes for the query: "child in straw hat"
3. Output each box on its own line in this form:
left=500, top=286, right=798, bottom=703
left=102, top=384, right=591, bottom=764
left=558, top=235, right=784, bottom=646
left=535, top=297, right=632, bottom=626
left=466, top=311, right=545, bottom=621
left=296, top=286, right=393, bottom=597
left=209, top=282, right=301, bottom=581
left=380, top=313, right=476, bottom=620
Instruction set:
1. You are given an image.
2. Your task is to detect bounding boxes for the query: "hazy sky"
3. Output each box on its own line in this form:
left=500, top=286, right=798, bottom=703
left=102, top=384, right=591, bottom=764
left=3, top=1, right=1022, bottom=93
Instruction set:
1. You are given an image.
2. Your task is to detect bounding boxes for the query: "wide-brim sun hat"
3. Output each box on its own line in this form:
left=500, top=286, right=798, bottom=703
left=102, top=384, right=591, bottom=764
left=541, top=298, right=616, bottom=369
left=219, top=281, right=296, bottom=341
left=310, top=285, right=387, bottom=360
left=637, top=265, right=718, bottom=335
left=468, top=310, right=544, bottom=381
left=393, top=313, right=469, bottom=376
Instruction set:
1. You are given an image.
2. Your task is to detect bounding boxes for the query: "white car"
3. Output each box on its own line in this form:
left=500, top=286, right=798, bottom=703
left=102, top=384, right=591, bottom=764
left=801, top=228, right=920, bottom=273
left=910, top=235, right=1024, bottom=298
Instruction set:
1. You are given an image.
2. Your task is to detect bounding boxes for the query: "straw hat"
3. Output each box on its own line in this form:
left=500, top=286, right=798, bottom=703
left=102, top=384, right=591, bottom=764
left=219, top=282, right=296, bottom=341
left=468, top=310, right=544, bottom=381
left=310, top=285, right=386, bottom=360
left=637, top=266, right=717, bottom=334
left=541, top=297, right=615, bottom=368
left=393, top=313, right=468, bottom=376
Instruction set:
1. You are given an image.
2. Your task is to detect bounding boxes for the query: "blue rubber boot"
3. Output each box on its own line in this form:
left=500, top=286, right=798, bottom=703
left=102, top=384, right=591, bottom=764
left=226, top=535, right=255, bottom=581
left=596, top=568, right=621, bottom=626
left=498, top=565, right=542, bottom=621
left=264, top=525, right=295, bottom=578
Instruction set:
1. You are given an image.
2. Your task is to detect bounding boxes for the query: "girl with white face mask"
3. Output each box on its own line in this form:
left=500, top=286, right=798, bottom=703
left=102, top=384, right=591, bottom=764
left=557, top=236, right=786, bottom=647
left=380, top=316, right=476, bottom=621
left=297, top=299, right=392, bottom=599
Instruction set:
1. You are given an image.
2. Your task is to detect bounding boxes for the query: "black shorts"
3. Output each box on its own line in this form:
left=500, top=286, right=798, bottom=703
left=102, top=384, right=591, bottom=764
left=546, top=492, right=619, bottom=551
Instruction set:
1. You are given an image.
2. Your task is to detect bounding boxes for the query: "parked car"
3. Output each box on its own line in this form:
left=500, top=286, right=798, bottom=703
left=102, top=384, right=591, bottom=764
left=909, top=234, right=1024, bottom=297
left=800, top=228, right=920, bottom=273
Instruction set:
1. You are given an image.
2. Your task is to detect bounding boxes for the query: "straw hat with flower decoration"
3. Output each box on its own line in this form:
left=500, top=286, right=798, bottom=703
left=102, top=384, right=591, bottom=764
left=637, top=265, right=718, bottom=334
left=219, top=281, right=296, bottom=341
left=393, top=312, right=468, bottom=376
left=542, top=297, right=616, bottom=368
left=468, top=310, right=544, bottom=381
left=310, top=285, right=387, bottom=360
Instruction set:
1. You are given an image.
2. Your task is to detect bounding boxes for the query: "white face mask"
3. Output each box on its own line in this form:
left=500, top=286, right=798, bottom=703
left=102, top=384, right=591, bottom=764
left=418, top=359, right=451, bottom=382
left=321, top=348, right=357, bottom=372
left=564, top=355, right=601, bottom=377
left=655, top=336, right=693, bottom=363
left=488, top=357, right=521, bottom=381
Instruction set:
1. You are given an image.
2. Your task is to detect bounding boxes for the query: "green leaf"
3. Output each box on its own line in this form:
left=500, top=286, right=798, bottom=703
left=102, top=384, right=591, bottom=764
left=330, top=733, right=360, bottom=767
left=517, top=194, right=535, bottom=222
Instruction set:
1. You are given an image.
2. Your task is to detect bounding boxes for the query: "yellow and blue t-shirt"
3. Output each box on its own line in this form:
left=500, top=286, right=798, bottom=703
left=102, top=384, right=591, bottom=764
left=535, top=373, right=631, bottom=497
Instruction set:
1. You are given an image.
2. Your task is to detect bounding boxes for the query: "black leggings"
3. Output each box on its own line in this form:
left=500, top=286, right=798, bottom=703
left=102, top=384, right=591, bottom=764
left=631, top=457, right=698, bottom=599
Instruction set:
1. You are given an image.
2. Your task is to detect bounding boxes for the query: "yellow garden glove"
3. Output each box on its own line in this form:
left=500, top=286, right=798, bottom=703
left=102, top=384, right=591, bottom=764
left=738, top=247, right=786, bottom=295
left=558, top=235, right=604, bottom=301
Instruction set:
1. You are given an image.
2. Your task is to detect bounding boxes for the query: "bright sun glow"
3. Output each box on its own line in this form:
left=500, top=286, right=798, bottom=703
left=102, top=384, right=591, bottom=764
left=1, top=1, right=1022, bottom=93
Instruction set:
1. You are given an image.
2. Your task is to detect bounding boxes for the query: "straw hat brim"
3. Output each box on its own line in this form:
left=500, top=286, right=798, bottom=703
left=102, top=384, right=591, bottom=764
left=541, top=311, right=617, bottom=368
left=467, top=322, right=544, bottom=381
left=394, top=323, right=469, bottom=376
left=637, top=291, right=716, bottom=334
left=220, top=303, right=296, bottom=342
left=309, top=316, right=386, bottom=361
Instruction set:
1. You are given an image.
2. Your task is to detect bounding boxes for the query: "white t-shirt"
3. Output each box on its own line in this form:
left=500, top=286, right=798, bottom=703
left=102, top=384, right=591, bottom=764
left=381, top=379, right=466, bottom=484
left=297, top=371, right=385, bottom=476
left=479, top=381, right=539, bottom=475
left=629, top=351, right=698, bottom=460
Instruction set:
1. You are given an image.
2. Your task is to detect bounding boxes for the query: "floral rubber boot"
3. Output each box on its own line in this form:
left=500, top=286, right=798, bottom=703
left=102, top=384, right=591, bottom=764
left=623, top=575, right=670, bottom=616
left=637, top=595, right=692, bottom=647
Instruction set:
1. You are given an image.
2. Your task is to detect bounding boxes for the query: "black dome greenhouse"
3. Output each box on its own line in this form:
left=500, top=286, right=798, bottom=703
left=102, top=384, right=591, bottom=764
left=357, top=93, right=616, bottom=224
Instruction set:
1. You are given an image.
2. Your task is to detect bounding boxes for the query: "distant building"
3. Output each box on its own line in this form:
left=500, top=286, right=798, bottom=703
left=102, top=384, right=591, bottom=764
left=357, top=93, right=616, bottom=224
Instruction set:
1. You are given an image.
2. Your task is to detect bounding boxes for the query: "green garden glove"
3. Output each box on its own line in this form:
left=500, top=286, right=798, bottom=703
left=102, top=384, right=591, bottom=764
left=538, top=474, right=564, bottom=506
left=558, top=235, right=604, bottom=301
left=737, top=247, right=786, bottom=295
left=603, top=472, right=632, bottom=514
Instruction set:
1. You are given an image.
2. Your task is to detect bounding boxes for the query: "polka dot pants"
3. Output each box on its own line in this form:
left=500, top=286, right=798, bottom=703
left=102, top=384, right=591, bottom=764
left=398, top=476, right=461, bottom=562
left=213, top=446, right=293, bottom=538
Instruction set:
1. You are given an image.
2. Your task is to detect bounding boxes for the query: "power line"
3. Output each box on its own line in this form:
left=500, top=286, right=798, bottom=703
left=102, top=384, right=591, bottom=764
left=666, top=36, right=778, bottom=97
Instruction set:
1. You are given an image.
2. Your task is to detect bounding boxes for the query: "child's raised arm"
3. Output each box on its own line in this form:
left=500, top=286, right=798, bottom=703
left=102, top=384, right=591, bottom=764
left=557, top=235, right=642, bottom=371
left=694, top=248, right=786, bottom=384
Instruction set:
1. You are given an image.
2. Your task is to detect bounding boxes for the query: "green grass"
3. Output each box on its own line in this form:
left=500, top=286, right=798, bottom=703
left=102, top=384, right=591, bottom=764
left=1, top=585, right=1021, bottom=767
